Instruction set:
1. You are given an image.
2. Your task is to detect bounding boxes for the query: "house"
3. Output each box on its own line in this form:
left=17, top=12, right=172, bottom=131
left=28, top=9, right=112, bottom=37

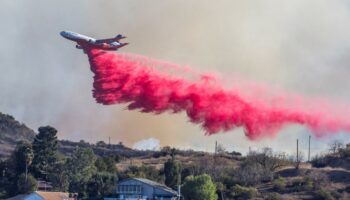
left=6, top=191, right=73, bottom=200
left=111, top=178, right=178, bottom=200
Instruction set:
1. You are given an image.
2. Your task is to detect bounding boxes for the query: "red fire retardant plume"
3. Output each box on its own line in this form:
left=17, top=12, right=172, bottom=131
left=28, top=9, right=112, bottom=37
left=87, top=49, right=350, bottom=140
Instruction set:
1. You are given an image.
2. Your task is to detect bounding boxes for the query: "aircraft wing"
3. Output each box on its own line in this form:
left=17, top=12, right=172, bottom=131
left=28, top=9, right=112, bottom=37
left=96, top=35, right=126, bottom=44
left=96, top=38, right=119, bottom=44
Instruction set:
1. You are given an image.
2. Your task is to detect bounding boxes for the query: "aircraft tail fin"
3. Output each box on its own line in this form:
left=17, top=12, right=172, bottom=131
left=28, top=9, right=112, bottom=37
left=115, top=34, right=126, bottom=40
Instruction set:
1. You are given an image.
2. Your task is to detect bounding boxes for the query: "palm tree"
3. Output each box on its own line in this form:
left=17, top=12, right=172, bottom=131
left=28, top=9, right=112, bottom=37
left=23, top=145, right=34, bottom=185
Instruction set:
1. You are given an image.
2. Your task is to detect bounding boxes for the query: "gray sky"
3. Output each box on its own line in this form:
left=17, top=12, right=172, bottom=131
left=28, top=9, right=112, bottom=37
left=1, top=0, right=350, bottom=156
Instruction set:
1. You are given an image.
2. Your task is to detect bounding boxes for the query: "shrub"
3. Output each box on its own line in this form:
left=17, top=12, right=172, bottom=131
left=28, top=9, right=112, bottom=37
left=330, top=191, right=342, bottom=199
left=311, top=155, right=328, bottom=168
left=235, top=148, right=288, bottom=186
left=230, top=151, right=242, bottom=156
left=17, top=173, right=37, bottom=194
left=235, top=163, right=273, bottom=186
left=152, top=151, right=162, bottom=158
left=339, top=144, right=350, bottom=158
left=302, top=177, right=314, bottom=191
left=314, top=189, right=335, bottom=200
left=266, top=192, right=283, bottom=200
left=290, top=179, right=304, bottom=192
left=231, top=184, right=257, bottom=200
left=182, top=174, right=218, bottom=200
left=289, top=176, right=319, bottom=192
left=272, top=177, right=286, bottom=192
left=305, top=171, right=328, bottom=190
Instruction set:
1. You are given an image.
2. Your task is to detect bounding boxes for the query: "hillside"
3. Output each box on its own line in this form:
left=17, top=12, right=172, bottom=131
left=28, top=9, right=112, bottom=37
left=0, top=112, right=147, bottom=159
left=0, top=112, right=36, bottom=158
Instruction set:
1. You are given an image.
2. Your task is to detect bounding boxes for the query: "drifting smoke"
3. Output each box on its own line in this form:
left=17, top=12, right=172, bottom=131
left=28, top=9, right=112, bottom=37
left=87, top=49, right=350, bottom=140
left=133, top=138, right=160, bottom=150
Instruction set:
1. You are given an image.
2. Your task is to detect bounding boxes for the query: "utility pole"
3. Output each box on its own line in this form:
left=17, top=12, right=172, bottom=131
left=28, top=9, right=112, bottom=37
left=308, top=135, right=311, bottom=162
left=296, top=139, right=299, bottom=163
left=215, top=141, right=218, bottom=155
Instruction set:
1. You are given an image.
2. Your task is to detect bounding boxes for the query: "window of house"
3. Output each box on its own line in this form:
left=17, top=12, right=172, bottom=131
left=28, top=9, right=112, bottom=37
left=137, top=185, right=141, bottom=193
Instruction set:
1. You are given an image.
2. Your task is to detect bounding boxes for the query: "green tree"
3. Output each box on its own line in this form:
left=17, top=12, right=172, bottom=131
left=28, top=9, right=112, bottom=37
left=12, top=141, right=35, bottom=195
left=87, top=172, right=117, bottom=198
left=14, top=142, right=34, bottom=183
left=17, top=173, right=37, bottom=194
left=95, top=156, right=117, bottom=174
left=31, top=126, right=58, bottom=179
left=0, top=142, right=35, bottom=197
left=0, top=160, right=12, bottom=198
left=67, top=147, right=97, bottom=198
left=182, top=174, right=218, bottom=200
left=48, top=153, right=69, bottom=192
left=95, top=157, right=108, bottom=172
left=103, top=157, right=117, bottom=173
left=164, top=158, right=181, bottom=189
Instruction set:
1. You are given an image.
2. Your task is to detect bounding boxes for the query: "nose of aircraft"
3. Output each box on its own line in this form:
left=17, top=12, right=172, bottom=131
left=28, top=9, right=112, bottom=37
left=60, top=31, right=67, bottom=38
left=59, top=31, right=82, bottom=41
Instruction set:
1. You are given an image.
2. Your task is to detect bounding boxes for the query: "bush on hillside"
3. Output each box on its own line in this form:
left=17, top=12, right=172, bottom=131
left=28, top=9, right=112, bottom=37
left=265, top=192, right=283, bottom=200
left=182, top=174, right=218, bottom=200
left=272, top=177, right=286, bottom=192
left=339, top=143, right=350, bottom=158
left=330, top=190, right=342, bottom=199
left=229, top=184, right=257, bottom=200
left=305, top=171, right=328, bottom=190
left=235, top=148, right=289, bottom=186
left=17, top=173, right=37, bottom=194
left=289, top=179, right=304, bottom=192
left=311, top=154, right=328, bottom=168
left=314, top=189, right=335, bottom=200
left=302, top=177, right=314, bottom=191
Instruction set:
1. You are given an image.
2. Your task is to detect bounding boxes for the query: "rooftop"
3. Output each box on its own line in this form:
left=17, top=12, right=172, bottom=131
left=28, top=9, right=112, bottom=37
left=119, top=178, right=177, bottom=195
left=6, top=191, right=71, bottom=200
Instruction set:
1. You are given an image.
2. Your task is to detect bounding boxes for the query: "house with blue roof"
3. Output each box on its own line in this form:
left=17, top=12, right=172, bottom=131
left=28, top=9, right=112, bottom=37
left=106, top=177, right=178, bottom=200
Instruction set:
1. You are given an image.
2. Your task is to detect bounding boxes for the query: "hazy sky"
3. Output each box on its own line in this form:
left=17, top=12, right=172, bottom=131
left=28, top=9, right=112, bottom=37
left=1, top=0, right=350, bottom=156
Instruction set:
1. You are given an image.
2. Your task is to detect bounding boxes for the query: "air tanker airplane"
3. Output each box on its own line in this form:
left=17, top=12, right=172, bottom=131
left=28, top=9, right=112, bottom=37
left=60, top=31, right=128, bottom=52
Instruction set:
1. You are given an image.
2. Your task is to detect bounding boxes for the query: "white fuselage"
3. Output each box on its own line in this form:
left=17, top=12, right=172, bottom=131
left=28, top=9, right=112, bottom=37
left=60, top=31, right=96, bottom=43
